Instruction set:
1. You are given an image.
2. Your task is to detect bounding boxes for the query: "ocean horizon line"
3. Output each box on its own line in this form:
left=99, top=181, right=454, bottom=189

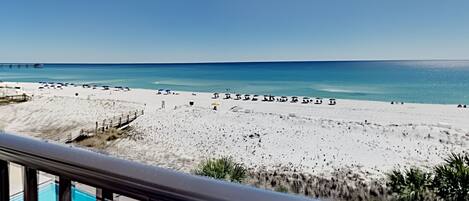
left=2, top=59, right=469, bottom=65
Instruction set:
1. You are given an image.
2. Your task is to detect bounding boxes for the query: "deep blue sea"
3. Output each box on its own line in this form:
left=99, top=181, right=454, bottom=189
left=1, top=60, right=469, bottom=104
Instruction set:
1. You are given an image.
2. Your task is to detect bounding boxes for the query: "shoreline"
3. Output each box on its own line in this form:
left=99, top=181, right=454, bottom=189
left=3, top=79, right=469, bottom=106
left=2, top=80, right=467, bottom=106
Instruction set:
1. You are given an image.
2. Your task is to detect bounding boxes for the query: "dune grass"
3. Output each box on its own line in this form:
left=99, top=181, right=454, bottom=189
left=194, top=157, right=246, bottom=183
left=75, top=128, right=125, bottom=148
left=387, top=152, right=469, bottom=201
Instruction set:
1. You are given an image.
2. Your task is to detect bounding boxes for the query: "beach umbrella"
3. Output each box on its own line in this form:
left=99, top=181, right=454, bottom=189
left=211, top=102, right=220, bottom=110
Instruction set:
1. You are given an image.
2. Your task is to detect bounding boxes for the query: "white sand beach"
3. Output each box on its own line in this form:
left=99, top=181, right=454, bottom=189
left=1, top=81, right=468, bottom=181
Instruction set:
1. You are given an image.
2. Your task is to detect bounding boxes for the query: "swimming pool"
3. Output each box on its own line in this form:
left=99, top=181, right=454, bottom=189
left=11, top=182, right=95, bottom=201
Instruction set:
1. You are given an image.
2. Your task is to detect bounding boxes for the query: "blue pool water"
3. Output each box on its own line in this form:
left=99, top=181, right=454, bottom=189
left=10, top=183, right=95, bottom=201
left=1, top=60, right=469, bottom=104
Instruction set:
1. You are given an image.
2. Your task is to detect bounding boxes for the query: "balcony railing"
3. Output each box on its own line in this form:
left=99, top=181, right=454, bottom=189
left=0, top=132, right=315, bottom=201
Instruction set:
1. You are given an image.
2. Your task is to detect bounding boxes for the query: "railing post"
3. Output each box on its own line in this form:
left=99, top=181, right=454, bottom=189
left=0, top=160, right=9, bottom=201
left=96, top=188, right=113, bottom=201
left=58, top=177, right=71, bottom=201
left=23, top=167, right=38, bottom=201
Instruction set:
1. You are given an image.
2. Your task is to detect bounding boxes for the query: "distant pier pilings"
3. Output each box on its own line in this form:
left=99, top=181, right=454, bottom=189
left=0, top=63, right=44, bottom=68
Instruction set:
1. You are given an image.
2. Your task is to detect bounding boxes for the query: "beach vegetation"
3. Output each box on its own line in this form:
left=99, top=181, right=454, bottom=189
left=387, top=152, right=469, bottom=201
left=74, top=128, right=125, bottom=148
left=275, top=185, right=289, bottom=193
left=194, top=157, right=246, bottom=183
left=386, top=167, right=435, bottom=201
left=432, top=153, right=469, bottom=201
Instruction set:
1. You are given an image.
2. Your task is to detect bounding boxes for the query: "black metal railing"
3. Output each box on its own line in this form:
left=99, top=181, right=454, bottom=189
left=0, top=133, right=315, bottom=201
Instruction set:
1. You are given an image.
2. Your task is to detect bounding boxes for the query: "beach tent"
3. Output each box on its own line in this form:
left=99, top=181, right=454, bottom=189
left=291, top=96, right=298, bottom=103
left=269, top=95, right=275, bottom=102
left=315, top=97, right=323, bottom=104
left=252, top=95, right=259, bottom=101
left=329, top=98, right=336, bottom=105
left=281, top=96, right=288, bottom=102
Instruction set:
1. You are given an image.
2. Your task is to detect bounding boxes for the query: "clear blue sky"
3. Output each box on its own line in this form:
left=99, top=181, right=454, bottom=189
left=1, top=0, right=469, bottom=63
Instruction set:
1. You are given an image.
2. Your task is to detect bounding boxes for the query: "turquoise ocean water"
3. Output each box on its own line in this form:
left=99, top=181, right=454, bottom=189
left=1, top=60, right=469, bottom=104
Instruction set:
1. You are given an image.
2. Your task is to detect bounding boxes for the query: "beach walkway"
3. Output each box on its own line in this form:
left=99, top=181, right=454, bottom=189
left=0, top=94, right=30, bottom=105
left=66, top=109, right=144, bottom=143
